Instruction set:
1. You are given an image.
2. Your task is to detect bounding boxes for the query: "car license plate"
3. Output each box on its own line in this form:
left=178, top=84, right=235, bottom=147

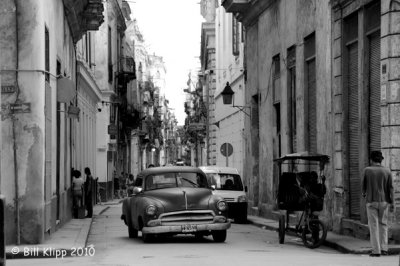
left=181, top=224, right=197, bottom=233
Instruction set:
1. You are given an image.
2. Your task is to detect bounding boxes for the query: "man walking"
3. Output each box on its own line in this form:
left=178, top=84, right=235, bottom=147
left=362, top=151, right=394, bottom=257
left=84, top=167, right=94, bottom=218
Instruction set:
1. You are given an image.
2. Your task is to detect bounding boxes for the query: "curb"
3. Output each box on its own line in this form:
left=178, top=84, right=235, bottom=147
left=247, top=217, right=358, bottom=254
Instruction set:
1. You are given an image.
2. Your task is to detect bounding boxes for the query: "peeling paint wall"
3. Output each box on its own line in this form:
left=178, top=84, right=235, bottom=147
left=244, top=0, right=333, bottom=219
left=0, top=0, right=77, bottom=244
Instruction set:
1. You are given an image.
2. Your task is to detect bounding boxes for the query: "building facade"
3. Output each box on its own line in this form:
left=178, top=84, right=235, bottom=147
left=94, top=0, right=129, bottom=201
left=0, top=0, right=103, bottom=244
left=223, top=0, right=400, bottom=240
left=214, top=2, right=246, bottom=175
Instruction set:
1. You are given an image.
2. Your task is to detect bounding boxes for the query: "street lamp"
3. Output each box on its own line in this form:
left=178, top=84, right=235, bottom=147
left=221, top=82, right=250, bottom=116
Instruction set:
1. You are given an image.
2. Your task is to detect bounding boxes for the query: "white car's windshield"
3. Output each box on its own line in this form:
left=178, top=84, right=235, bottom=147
left=207, top=174, right=244, bottom=191
left=145, top=172, right=209, bottom=191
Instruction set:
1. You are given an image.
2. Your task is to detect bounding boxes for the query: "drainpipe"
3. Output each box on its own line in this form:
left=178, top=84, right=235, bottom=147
left=13, top=0, right=20, bottom=245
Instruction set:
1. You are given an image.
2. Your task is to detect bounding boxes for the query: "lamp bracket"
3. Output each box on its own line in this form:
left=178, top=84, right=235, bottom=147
left=232, top=104, right=251, bottom=117
left=232, top=97, right=250, bottom=117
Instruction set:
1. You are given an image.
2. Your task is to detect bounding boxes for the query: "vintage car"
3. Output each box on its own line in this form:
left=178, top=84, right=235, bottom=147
left=121, top=166, right=231, bottom=242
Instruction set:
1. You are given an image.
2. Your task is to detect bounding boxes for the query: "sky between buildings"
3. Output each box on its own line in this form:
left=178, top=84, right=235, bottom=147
left=129, top=0, right=205, bottom=125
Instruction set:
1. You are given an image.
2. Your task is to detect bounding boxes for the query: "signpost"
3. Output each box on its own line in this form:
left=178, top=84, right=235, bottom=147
left=220, top=142, right=233, bottom=166
left=9, top=102, right=31, bottom=113
left=108, top=124, right=118, bottom=135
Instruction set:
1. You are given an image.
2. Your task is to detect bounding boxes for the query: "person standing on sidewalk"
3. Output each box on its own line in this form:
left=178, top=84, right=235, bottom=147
left=84, top=167, right=94, bottom=218
left=362, top=150, right=394, bottom=257
left=72, top=170, right=84, bottom=218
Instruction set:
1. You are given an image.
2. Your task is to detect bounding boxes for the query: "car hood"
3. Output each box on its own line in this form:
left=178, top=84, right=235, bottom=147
left=145, top=187, right=213, bottom=212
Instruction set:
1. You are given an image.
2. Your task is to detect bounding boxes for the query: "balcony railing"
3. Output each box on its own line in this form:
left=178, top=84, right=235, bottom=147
left=118, top=57, right=136, bottom=81
left=64, top=0, right=104, bottom=43
left=221, top=0, right=250, bottom=13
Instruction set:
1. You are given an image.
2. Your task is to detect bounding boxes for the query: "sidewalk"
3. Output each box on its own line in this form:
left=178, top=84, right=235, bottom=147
left=5, top=200, right=120, bottom=259
left=247, top=215, right=400, bottom=255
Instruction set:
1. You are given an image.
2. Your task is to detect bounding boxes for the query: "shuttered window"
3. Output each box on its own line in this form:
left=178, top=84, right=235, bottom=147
left=347, top=42, right=360, bottom=217
left=305, top=34, right=316, bottom=154
left=287, top=47, right=296, bottom=153
left=368, top=32, right=381, bottom=152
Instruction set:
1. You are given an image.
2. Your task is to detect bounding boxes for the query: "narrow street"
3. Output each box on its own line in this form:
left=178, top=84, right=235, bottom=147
left=6, top=204, right=399, bottom=266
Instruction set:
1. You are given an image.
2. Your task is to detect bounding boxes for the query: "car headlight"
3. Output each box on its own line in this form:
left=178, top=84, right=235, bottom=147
left=216, top=200, right=228, bottom=211
left=146, top=205, right=157, bottom=216
left=238, top=195, right=247, bottom=202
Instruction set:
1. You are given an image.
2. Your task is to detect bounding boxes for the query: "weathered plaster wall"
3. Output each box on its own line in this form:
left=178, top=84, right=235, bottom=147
left=244, top=0, right=333, bottom=221
left=1, top=0, right=77, bottom=244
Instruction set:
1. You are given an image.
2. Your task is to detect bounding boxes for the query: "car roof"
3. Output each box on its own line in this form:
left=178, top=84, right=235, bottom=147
left=198, top=166, right=239, bottom=175
left=138, top=166, right=204, bottom=177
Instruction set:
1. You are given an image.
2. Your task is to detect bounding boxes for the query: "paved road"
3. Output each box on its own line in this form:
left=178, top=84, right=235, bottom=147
left=7, top=204, right=399, bottom=266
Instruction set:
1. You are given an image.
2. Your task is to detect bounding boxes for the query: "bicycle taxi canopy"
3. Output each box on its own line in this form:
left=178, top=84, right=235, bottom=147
left=274, top=151, right=330, bottom=164
left=275, top=152, right=330, bottom=212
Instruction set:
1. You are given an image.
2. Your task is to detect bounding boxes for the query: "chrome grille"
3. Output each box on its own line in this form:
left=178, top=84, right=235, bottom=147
left=159, top=210, right=215, bottom=226
left=223, top=197, right=235, bottom=202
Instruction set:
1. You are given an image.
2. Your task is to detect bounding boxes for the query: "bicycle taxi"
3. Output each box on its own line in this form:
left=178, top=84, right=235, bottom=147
left=274, top=151, right=329, bottom=248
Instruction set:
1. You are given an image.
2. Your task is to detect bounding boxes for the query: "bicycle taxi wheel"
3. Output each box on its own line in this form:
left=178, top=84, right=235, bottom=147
left=301, top=218, right=327, bottom=249
left=274, top=152, right=330, bottom=248
left=278, top=214, right=285, bottom=244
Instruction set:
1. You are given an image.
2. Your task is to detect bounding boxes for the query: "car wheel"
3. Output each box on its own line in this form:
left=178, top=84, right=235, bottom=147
left=212, top=230, right=227, bottom=243
left=142, top=232, right=155, bottom=243
left=128, top=223, right=138, bottom=238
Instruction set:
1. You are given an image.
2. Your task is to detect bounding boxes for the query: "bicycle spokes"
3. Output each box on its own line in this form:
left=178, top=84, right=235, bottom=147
left=302, top=219, right=327, bottom=249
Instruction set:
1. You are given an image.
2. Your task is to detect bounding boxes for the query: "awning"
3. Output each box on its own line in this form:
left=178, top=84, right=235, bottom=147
left=57, top=77, right=75, bottom=102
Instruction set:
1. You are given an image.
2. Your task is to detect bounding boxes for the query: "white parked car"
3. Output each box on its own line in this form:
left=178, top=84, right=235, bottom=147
left=199, top=166, right=247, bottom=223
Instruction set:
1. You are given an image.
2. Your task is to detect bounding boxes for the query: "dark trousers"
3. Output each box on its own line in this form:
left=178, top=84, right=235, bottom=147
left=86, top=193, right=93, bottom=218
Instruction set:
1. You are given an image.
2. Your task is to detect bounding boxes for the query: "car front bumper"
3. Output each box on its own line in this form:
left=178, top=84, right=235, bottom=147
left=142, top=217, right=231, bottom=234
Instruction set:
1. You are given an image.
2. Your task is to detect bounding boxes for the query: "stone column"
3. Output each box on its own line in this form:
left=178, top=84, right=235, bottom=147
left=381, top=0, right=400, bottom=222
left=0, top=196, right=5, bottom=266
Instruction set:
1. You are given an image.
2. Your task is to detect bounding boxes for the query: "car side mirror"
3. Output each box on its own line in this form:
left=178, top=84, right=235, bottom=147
left=245, top=186, right=248, bottom=192
left=211, top=185, right=216, bottom=190
left=133, top=187, right=143, bottom=194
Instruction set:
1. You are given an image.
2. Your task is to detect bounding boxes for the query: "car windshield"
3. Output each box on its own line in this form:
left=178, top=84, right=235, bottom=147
left=144, top=172, right=209, bottom=191
left=206, top=173, right=244, bottom=191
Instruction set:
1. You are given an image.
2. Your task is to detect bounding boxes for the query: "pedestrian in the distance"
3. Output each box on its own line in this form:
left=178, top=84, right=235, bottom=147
left=114, top=171, right=120, bottom=199
left=126, top=174, right=135, bottom=195
left=72, top=170, right=84, bottom=218
left=84, top=167, right=94, bottom=218
left=362, top=150, right=394, bottom=257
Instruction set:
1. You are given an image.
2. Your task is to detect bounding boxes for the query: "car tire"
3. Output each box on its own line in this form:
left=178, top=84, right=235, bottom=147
left=212, top=230, right=227, bottom=243
left=128, top=222, right=138, bottom=238
left=142, top=232, right=154, bottom=243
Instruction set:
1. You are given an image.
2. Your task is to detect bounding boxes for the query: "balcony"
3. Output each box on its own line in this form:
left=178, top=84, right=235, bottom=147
left=221, top=0, right=250, bottom=13
left=64, top=0, right=104, bottom=43
left=118, top=57, right=136, bottom=82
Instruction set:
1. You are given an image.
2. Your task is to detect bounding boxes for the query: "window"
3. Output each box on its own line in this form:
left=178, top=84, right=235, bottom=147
left=108, top=26, right=113, bottom=83
left=287, top=46, right=296, bottom=153
left=304, top=33, right=317, bottom=153
left=45, top=27, right=50, bottom=82
left=272, top=55, right=281, bottom=156
left=232, top=16, right=240, bottom=56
